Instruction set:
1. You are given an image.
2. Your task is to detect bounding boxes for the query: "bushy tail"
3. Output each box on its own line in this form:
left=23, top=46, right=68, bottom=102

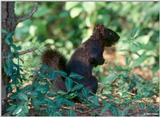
left=41, top=49, right=67, bottom=91
left=41, top=49, right=66, bottom=70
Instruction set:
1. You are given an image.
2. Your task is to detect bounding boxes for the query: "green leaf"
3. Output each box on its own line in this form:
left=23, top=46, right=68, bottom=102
left=81, top=88, right=90, bottom=98
left=57, top=90, right=67, bottom=95
left=110, top=103, right=119, bottom=116
left=22, top=104, right=29, bottom=115
left=54, top=70, right=67, bottom=77
left=18, top=93, right=28, bottom=101
left=44, top=97, right=55, bottom=105
left=34, top=6, right=50, bottom=17
left=54, top=111, right=62, bottom=116
left=7, top=104, right=17, bottom=113
left=63, top=99, right=75, bottom=106
left=69, top=72, right=83, bottom=80
left=71, top=84, right=83, bottom=91
left=82, top=2, right=95, bottom=14
left=130, top=27, right=141, bottom=39
left=31, top=91, right=39, bottom=97
left=114, top=65, right=130, bottom=72
left=66, top=92, right=77, bottom=99
left=32, top=97, right=46, bottom=108
left=20, top=85, right=33, bottom=93
left=48, top=71, right=57, bottom=80
left=131, top=53, right=149, bottom=68
left=47, top=92, right=57, bottom=97
left=125, top=57, right=131, bottom=66
left=138, top=103, right=145, bottom=109
left=141, top=42, right=154, bottom=50
left=65, top=78, right=73, bottom=92
left=65, top=2, right=80, bottom=10
left=5, top=32, right=14, bottom=45
left=35, top=82, right=49, bottom=94
left=4, top=59, right=14, bottom=76
left=67, top=110, right=76, bottom=116
left=105, top=73, right=117, bottom=83
left=100, top=102, right=111, bottom=115
left=55, top=98, right=63, bottom=107
left=130, top=42, right=142, bottom=52
left=88, top=96, right=99, bottom=106
left=70, top=7, right=82, bottom=18
left=10, top=92, right=18, bottom=100
left=12, top=45, right=21, bottom=51
left=12, top=105, right=23, bottom=115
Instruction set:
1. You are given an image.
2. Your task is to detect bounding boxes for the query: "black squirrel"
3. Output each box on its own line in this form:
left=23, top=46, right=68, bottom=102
left=42, top=24, right=120, bottom=93
left=67, top=24, right=119, bottom=93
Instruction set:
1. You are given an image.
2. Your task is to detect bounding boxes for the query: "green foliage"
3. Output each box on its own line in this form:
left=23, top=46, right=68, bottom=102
left=3, top=31, right=24, bottom=92
left=6, top=64, right=103, bottom=116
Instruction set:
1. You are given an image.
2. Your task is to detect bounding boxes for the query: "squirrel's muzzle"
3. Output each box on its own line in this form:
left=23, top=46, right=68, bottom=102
left=104, top=28, right=120, bottom=47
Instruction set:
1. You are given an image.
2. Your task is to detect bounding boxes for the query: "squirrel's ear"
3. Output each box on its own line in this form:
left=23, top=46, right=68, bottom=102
left=94, top=24, right=106, bottom=37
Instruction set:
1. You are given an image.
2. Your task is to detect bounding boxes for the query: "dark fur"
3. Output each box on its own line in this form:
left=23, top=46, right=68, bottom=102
left=67, top=24, right=119, bottom=93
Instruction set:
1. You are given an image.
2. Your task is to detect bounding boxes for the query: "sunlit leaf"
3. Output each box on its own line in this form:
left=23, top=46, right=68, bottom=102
left=12, top=105, right=23, bottom=115
left=130, top=27, right=141, bottom=39
left=70, top=7, right=82, bottom=18
left=65, top=2, right=80, bottom=10
left=82, top=2, right=95, bottom=14
left=131, top=53, right=149, bottom=68
left=105, top=73, right=117, bottom=83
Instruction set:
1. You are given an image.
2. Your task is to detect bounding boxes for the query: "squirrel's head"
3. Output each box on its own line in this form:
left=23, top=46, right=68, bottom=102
left=94, top=24, right=120, bottom=47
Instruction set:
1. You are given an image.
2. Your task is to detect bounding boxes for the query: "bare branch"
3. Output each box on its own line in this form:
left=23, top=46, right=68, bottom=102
left=2, top=47, right=37, bottom=59
left=18, top=47, right=37, bottom=55
left=16, top=3, right=38, bottom=23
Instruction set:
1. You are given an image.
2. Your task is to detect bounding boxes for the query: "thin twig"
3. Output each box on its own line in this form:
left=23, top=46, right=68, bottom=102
left=61, top=105, right=93, bottom=114
left=18, top=48, right=37, bottom=55
left=16, top=3, right=38, bottom=23
left=2, top=48, right=37, bottom=59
